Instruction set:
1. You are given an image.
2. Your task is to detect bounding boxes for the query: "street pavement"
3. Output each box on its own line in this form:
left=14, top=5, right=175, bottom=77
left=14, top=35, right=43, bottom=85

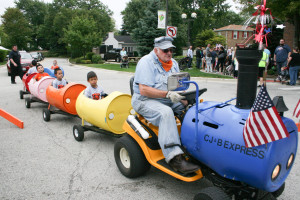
left=0, top=58, right=299, bottom=200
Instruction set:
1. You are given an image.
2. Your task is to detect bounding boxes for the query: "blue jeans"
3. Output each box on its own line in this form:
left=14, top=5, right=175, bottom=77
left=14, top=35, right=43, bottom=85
left=289, top=66, right=300, bottom=85
left=132, top=94, right=184, bottom=163
left=276, top=60, right=287, bottom=75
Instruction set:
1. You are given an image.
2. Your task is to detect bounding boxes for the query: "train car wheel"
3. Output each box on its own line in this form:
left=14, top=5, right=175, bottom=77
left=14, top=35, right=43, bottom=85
left=272, top=182, right=285, bottom=198
left=73, top=125, right=84, bottom=141
left=194, top=187, right=230, bottom=200
left=43, top=108, right=51, bottom=122
left=19, top=90, right=24, bottom=99
left=114, top=134, right=150, bottom=178
left=25, top=98, right=31, bottom=108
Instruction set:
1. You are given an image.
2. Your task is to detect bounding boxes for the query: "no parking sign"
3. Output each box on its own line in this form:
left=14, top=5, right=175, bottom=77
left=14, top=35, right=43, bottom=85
left=166, top=26, right=177, bottom=38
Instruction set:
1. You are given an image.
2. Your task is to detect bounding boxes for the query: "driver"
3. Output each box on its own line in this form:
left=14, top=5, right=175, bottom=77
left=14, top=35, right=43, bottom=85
left=132, top=36, right=200, bottom=174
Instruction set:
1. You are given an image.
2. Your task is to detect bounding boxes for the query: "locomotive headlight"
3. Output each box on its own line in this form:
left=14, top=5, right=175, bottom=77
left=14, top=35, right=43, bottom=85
left=287, top=154, right=294, bottom=170
left=271, top=164, right=281, bottom=181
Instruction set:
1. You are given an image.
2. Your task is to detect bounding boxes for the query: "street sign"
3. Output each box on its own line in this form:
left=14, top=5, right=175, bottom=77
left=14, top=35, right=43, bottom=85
left=166, top=26, right=177, bottom=38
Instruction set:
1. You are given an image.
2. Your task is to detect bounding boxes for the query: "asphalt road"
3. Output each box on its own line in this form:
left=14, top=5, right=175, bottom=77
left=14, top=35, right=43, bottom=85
left=0, top=58, right=299, bottom=200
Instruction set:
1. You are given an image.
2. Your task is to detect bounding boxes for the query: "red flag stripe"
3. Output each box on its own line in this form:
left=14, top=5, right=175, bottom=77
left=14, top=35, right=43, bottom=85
left=269, top=107, right=289, bottom=138
left=256, top=111, right=275, bottom=141
left=252, top=112, right=269, bottom=143
left=243, top=112, right=258, bottom=147
left=248, top=111, right=265, bottom=145
left=263, top=109, right=280, bottom=140
left=244, top=117, right=258, bottom=147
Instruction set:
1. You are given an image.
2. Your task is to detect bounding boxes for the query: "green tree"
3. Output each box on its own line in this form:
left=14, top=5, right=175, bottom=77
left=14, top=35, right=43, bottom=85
left=195, top=30, right=226, bottom=47
left=132, top=0, right=165, bottom=56
left=1, top=8, right=32, bottom=50
left=62, top=16, right=102, bottom=58
left=15, top=0, right=48, bottom=50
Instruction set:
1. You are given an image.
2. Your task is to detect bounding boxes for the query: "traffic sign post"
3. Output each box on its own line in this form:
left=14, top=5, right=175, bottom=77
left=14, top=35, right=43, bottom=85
left=166, top=26, right=177, bottom=38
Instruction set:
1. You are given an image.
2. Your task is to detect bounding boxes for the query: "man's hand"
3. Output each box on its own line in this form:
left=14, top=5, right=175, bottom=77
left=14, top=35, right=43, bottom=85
left=14, top=63, right=17, bottom=67
left=166, top=91, right=185, bottom=103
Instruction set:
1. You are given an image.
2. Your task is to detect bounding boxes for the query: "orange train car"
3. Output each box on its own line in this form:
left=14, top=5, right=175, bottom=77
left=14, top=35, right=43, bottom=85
left=43, top=83, right=86, bottom=121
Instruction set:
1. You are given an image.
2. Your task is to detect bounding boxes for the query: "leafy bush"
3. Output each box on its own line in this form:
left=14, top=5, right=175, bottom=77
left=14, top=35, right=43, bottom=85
left=86, top=52, right=95, bottom=60
left=92, top=54, right=102, bottom=63
left=43, top=51, right=59, bottom=57
left=82, top=60, right=92, bottom=64
left=133, top=51, right=139, bottom=57
left=0, top=49, right=10, bottom=62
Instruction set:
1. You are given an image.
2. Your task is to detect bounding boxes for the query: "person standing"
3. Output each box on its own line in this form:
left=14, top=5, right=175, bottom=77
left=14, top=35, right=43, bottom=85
left=9, top=45, right=23, bottom=84
left=187, top=46, right=193, bottom=68
left=211, top=47, right=218, bottom=72
left=274, top=39, right=291, bottom=81
left=287, top=47, right=300, bottom=86
left=258, top=45, right=269, bottom=87
left=195, top=47, right=203, bottom=69
left=216, top=46, right=226, bottom=73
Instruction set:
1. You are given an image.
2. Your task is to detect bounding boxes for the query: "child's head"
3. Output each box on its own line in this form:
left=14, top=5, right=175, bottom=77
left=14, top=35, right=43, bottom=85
left=53, top=60, right=57, bottom=66
left=36, top=64, right=44, bottom=73
left=87, top=71, right=98, bottom=87
left=32, top=60, right=37, bottom=67
left=54, top=68, right=63, bottom=80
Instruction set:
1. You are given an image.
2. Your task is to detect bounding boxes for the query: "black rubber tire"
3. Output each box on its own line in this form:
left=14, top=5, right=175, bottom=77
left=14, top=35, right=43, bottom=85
left=25, top=98, right=31, bottom=108
left=43, top=108, right=51, bottom=122
left=272, top=182, right=285, bottom=198
left=114, top=134, right=151, bottom=178
left=19, top=90, right=24, bottom=99
left=73, top=125, right=84, bottom=141
left=194, top=187, right=230, bottom=200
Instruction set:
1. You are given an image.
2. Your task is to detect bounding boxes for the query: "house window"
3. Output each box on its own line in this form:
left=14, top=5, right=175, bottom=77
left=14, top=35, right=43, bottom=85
left=244, top=32, right=247, bottom=38
left=233, top=31, right=238, bottom=39
left=218, top=32, right=221, bottom=36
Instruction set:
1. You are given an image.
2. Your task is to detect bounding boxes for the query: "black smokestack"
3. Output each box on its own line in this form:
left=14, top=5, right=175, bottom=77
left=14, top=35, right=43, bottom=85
left=235, top=49, right=262, bottom=109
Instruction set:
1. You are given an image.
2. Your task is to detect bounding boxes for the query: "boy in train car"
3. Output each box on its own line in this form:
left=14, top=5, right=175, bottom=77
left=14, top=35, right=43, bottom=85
left=84, top=71, right=107, bottom=100
left=27, top=60, right=38, bottom=75
left=34, top=64, right=50, bottom=81
left=52, top=68, right=68, bottom=89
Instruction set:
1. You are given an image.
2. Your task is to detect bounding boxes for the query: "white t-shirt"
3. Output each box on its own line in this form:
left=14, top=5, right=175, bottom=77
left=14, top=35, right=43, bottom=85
left=84, top=85, right=104, bottom=100
left=52, top=79, right=68, bottom=89
left=27, top=67, right=37, bottom=74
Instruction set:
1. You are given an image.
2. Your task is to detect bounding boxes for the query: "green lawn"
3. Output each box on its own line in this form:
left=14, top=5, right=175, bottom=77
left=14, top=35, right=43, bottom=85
left=83, top=63, right=232, bottom=79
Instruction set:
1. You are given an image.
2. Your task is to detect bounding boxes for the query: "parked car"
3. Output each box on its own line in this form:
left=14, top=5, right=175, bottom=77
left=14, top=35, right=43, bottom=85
left=30, top=52, right=43, bottom=61
left=104, top=48, right=122, bottom=62
left=7, top=51, right=33, bottom=76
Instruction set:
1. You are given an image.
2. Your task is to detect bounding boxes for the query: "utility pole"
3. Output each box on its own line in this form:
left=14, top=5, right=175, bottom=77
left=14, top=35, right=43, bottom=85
left=165, top=0, right=168, bottom=34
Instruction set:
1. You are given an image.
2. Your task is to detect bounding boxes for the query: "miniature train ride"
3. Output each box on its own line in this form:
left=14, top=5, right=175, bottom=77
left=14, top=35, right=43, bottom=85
left=113, top=49, right=298, bottom=200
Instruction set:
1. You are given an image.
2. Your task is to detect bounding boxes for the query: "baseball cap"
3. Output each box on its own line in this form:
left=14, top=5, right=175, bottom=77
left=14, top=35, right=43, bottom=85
left=154, top=36, right=176, bottom=49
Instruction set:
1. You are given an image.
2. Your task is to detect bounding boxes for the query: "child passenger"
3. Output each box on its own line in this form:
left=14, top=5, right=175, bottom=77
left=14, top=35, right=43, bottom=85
left=27, top=60, right=38, bottom=75
left=52, top=68, right=68, bottom=89
left=84, top=71, right=107, bottom=100
left=51, top=60, right=60, bottom=70
left=34, top=64, right=49, bottom=81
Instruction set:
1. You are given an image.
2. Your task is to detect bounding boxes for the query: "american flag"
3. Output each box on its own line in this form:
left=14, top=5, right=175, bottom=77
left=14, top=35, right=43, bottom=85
left=243, top=84, right=289, bottom=148
left=293, top=99, right=300, bottom=118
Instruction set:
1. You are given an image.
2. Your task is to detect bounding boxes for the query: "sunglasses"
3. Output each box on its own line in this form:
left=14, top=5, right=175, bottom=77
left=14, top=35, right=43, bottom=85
left=161, top=48, right=174, bottom=53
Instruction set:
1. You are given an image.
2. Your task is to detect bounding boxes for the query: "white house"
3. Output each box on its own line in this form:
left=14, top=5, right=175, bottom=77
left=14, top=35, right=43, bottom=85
left=103, top=32, right=138, bottom=53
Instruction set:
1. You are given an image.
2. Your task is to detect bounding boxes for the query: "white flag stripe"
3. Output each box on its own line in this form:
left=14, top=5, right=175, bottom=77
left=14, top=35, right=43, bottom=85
left=250, top=112, right=268, bottom=143
left=243, top=129, right=252, bottom=147
left=261, top=110, right=279, bottom=140
left=269, top=108, right=289, bottom=138
left=245, top=113, right=259, bottom=146
left=253, top=111, right=272, bottom=143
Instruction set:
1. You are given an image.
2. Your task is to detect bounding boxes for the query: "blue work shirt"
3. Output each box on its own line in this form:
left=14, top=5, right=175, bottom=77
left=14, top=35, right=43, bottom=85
left=275, top=45, right=291, bottom=62
left=264, top=48, right=271, bottom=55
left=133, top=50, right=180, bottom=96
